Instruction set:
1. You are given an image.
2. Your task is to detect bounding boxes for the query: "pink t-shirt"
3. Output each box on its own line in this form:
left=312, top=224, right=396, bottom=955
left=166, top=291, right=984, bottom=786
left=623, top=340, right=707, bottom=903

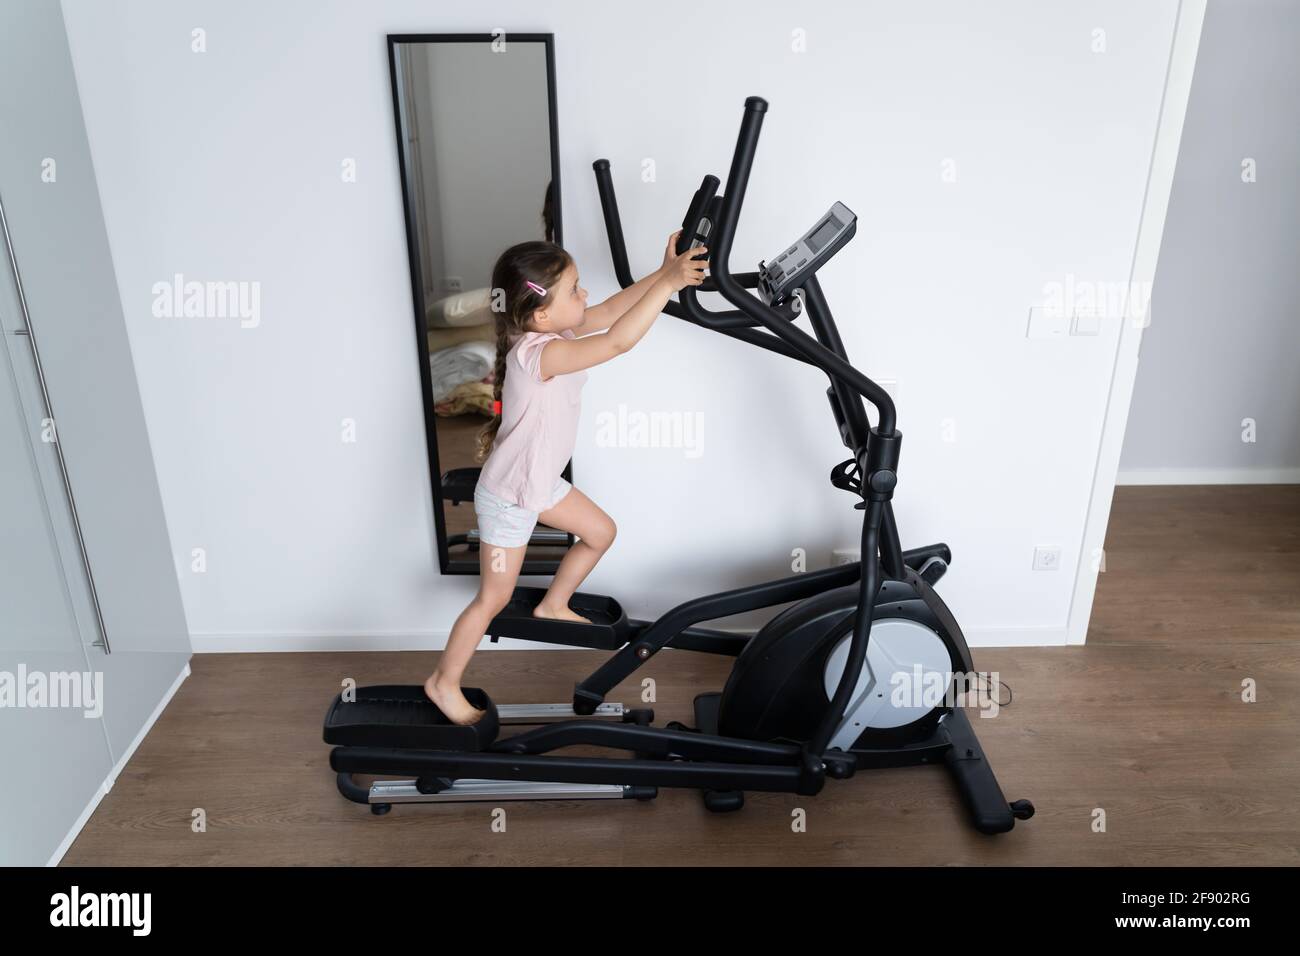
left=477, top=328, right=588, bottom=511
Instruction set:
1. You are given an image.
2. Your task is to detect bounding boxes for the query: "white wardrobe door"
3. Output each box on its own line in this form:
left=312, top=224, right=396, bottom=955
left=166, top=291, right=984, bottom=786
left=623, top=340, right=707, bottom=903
left=0, top=315, right=112, bottom=866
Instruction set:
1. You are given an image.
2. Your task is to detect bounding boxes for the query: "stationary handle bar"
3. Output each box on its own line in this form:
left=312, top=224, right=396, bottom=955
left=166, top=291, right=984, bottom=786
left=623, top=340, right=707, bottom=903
left=674, top=174, right=718, bottom=256
left=674, top=178, right=800, bottom=332
left=673, top=173, right=758, bottom=330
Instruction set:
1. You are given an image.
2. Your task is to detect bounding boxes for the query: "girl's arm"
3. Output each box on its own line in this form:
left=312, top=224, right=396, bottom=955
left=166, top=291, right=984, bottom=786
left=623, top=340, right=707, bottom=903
left=538, top=242, right=707, bottom=380
left=572, top=230, right=686, bottom=336
left=573, top=270, right=663, bottom=336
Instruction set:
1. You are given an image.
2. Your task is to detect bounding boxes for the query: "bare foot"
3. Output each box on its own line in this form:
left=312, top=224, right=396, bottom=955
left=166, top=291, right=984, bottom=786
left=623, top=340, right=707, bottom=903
left=423, top=675, right=486, bottom=726
left=533, top=602, right=592, bottom=624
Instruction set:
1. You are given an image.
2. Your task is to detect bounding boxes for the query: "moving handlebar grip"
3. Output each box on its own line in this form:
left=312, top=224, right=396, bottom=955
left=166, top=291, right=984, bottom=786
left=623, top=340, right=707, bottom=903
left=591, top=158, right=635, bottom=289
left=713, top=99, right=768, bottom=271
left=707, top=97, right=898, bottom=435
left=593, top=153, right=759, bottom=332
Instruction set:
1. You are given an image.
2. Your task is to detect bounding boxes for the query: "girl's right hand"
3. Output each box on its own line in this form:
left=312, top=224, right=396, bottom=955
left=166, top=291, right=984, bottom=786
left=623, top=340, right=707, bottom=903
left=662, top=244, right=709, bottom=293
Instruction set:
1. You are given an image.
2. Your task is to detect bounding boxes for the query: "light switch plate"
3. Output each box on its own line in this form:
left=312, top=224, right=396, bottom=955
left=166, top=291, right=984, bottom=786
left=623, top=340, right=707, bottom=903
left=1026, top=306, right=1069, bottom=340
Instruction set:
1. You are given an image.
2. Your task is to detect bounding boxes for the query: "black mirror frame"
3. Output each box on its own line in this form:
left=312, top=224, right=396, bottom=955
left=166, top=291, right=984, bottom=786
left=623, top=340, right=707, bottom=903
left=386, top=32, right=567, bottom=575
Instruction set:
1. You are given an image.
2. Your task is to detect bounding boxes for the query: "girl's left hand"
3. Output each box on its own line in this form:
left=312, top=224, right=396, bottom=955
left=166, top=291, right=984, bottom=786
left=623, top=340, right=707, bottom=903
left=662, top=230, right=683, bottom=271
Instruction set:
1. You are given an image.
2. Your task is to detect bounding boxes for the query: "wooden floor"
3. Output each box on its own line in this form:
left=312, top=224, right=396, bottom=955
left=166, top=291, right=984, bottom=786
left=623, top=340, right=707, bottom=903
left=63, top=486, right=1300, bottom=866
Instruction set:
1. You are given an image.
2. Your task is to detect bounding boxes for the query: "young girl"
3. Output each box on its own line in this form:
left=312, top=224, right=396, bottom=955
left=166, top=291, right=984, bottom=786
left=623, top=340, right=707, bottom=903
left=425, top=233, right=708, bottom=724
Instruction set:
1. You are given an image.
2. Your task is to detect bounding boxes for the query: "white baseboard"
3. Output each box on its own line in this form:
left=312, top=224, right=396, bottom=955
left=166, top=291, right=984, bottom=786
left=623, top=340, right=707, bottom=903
left=47, top=661, right=191, bottom=867
left=192, top=624, right=1068, bottom=653
left=188, top=631, right=588, bottom=652
left=963, top=625, right=1069, bottom=648
left=1117, top=467, right=1300, bottom=485
left=191, top=630, right=451, bottom=653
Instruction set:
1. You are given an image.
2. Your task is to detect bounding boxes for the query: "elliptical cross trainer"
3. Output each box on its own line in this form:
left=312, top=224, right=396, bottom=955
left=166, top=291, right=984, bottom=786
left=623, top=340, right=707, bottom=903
left=323, top=96, right=1034, bottom=834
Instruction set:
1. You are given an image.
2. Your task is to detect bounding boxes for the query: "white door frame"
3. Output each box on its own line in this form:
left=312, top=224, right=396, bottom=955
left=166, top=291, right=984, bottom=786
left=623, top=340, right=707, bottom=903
left=1067, top=0, right=1209, bottom=645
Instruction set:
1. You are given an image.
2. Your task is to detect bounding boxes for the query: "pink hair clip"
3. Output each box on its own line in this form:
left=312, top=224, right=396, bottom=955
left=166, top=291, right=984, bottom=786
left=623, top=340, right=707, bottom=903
left=524, top=280, right=547, bottom=296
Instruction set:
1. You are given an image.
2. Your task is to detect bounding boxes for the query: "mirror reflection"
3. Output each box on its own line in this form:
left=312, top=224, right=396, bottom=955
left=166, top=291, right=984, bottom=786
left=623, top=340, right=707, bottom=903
left=390, top=36, right=570, bottom=573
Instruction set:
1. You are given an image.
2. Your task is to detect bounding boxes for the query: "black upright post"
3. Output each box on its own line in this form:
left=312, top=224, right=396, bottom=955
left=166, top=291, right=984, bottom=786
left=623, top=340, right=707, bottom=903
left=800, top=275, right=873, bottom=450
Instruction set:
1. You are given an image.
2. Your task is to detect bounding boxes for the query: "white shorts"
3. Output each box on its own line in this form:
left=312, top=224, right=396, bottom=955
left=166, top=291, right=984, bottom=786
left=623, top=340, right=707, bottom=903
left=473, top=477, right=572, bottom=548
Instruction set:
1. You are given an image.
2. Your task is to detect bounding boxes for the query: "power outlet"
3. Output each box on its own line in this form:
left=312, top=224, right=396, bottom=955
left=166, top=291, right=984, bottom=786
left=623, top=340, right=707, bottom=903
left=1071, top=310, right=1102, bottom=336
left=1032, top=546, right=1062, bottom=571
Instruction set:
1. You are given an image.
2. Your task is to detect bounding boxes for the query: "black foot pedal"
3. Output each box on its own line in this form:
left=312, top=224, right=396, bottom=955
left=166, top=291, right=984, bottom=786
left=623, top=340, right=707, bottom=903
left=489, top=587, right=629, bottom=649
left=323, top=685, right=499, bottom=750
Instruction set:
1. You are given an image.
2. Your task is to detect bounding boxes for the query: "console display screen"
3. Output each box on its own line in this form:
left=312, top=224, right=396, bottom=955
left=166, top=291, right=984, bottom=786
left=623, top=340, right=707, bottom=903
left=806, top=217, right=840, bottom=254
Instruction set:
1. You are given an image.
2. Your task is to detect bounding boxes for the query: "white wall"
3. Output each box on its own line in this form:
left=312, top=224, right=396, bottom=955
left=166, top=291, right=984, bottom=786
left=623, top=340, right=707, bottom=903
left=1120, top=0, right=1300, bottom=485
left=61, top=0, right=1184, bottom=649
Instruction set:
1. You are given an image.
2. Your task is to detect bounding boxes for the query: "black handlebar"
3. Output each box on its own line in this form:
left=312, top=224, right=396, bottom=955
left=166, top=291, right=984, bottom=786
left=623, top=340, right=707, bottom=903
left=675, top=176, right=774, bottom=331
left=591, top=159, right=808, bottom=362
left=675, top=174, right=718, bottom=256
left=592, top=160, right=759, bottom=325
left=708, top=98, right=898, bottom=436
left=591, top=159, right=637, bottom=290
left=591, top=96, right=897, bottom=436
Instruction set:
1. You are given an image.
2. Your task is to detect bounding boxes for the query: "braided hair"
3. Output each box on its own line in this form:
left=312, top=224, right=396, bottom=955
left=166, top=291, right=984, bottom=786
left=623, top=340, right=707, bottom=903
left=474, top=240, right=574, bottom=464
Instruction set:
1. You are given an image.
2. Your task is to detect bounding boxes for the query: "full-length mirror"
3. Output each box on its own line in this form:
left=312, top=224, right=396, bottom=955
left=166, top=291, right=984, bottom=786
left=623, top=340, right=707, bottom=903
left=388, top=34, right=570, bottom=574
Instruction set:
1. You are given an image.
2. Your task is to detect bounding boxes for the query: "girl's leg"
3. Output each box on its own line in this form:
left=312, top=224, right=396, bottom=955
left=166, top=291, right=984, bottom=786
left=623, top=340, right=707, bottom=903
left=425, top=540, right=528, bottom=724
left=533, top=486, right=617, bottom=622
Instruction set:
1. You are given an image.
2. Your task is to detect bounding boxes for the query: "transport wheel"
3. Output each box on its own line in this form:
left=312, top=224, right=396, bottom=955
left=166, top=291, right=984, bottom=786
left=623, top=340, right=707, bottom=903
left=703, top=789, right=744, bottom=813
left=371, top=804, right=392, bottom=816
left=1010, top=799, right=1035, bottom=820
